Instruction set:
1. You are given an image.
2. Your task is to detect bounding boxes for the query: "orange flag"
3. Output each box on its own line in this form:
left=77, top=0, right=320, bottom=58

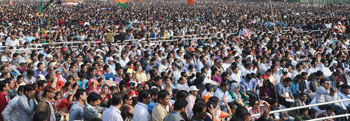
left=187, top=0, right=194, bottom=5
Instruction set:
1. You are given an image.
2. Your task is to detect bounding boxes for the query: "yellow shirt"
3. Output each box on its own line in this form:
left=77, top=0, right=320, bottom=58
left=151, top=103, right=168, bottom=121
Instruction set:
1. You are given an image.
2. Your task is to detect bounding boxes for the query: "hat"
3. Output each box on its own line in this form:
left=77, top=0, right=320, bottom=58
left=106, top=57, right=114, bottom=62
left=95, top=49, right=102, bottom=53
left=46, top=54, right=52, bottom=58
left=189, top=86, right=199, bottom=91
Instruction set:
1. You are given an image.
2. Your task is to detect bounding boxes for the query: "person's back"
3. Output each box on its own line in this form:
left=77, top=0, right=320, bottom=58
left=1, top=96, right=20, bottom=121
left=83, top=92, right=101, bottom=121
left=17, top=93, right=36, bottom=121
left=133, top=90, right=151, bottom=121
left=69, top=89, right=87, bottom=121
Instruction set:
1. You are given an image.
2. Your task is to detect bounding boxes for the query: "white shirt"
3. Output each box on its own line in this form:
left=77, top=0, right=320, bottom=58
left=214, top=88, right=234, bottom=106
left=119, top=58, right=129, bottom=68
left=176, top=83, right=190, bottom=91
left=222, top=63, right=231, bottom=72
left=133, top=102, right=151, bottom=121
left=102, top=106, right=123, bottom=121
left=229, top=71, right=242, bottom=83
left=5, top=38, right=19, bottom=47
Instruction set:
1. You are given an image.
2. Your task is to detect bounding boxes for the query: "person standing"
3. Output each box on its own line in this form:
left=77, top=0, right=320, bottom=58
left=0, top=80, right=10, bottom=121
left=83, top=92, right=102, bottom=121
left=163, top=99, right=188, bottom=121
left=102, top=93, right=124, bottom=121
left=69, top=89, right=87, bottom=121
left=133, top=90, right=151, bottom=121
left=17, top=84, right=37, bottom=121
left=35, top=87, right=56, bottom=121
left=1, top=86, right=25, bottom=121
left=152, top=90, right=170, bottom=121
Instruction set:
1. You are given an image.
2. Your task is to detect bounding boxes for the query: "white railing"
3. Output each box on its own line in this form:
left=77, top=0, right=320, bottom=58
left=306, top=114, right=350, bottom=121
left=251, top=99, right=350, bottom=118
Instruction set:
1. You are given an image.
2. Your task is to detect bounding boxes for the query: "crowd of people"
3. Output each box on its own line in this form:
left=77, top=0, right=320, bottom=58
left=0, top=0, right=350, bottom=121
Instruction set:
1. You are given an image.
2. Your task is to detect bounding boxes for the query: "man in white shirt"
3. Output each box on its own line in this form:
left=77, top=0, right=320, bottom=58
left=214, top=81, right=234, bottom=107
left=5, top=36, right=19, bottom=47
left=133, top=90, right=151, bottom=121
left=101, top=93, right=124, bottom=121
left=229, top=65, right=242, bottom=83
left=175, top=77, right=190, bottom=91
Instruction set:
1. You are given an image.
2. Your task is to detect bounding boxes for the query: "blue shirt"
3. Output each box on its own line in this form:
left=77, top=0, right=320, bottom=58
left=69, top=101, right=84, bottom=121
left=315, top=86, right=330, bottom=103
left=148, top=100, right=156, bottom=115
left=275, top=82, right=292, bottom=97
left=338, top=91, right=350, bottom=107
left=240, top=78, right=258, bottom=92
left=78, top=79, right=89, bottom=89
left=290, top=81, right=300, bottom=95
left=102, top=72, right=114, bottom=80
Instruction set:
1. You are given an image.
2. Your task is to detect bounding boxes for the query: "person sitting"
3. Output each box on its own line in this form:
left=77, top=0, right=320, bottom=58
left=318, top=107, right=336, bottom=121
left=275, top=77, right=294, bottom=108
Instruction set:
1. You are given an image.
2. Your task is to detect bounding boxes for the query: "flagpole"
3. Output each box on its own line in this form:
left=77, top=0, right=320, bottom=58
left=269, top=0, right=277, bottom=33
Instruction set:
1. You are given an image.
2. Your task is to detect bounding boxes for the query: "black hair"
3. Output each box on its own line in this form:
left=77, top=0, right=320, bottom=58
left=138, top=90, right=150, bottom=102
left=193, top=102, right=206, bottom=115
left=33, top=111, right=48, bottom=121
left=173, top=99, right=188, bottom=111
left=18, top=85, right=25, bottom=94
left=37, top=80, right=47, bottom=88
left=176, top=90, right=189, bottom=100
left=0, top=80, right=9, bottom=91
left=87, top=92, right=101, bottom=104
left=208, top=96, right=219, bottom=105
left=110, top=93, right=123, bottom=106
left=150, top=88, right=159, bottom=96
left=74, top=89, right=86, bottom=100
left=157, top=90, right=169, bottom=101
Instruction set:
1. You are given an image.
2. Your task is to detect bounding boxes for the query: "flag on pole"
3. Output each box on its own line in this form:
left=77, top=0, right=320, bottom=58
left=39, top=0, right=43, bottom=14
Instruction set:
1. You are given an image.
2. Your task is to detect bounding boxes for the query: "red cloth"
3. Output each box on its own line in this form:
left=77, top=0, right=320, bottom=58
left=0, top=92, right=9, bottom=121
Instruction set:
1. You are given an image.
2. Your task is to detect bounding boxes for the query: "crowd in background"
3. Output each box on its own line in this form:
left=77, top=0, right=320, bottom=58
left=0, top=0, right=350, bottom=121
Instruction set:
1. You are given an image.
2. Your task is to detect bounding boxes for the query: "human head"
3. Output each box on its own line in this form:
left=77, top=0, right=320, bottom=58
left=138, top=90, right=151, bottom=104
left=157, top=90, right=170, bottom=106
left=283, top=77, right=292, bottom=87
left=42, top=86, right=55, bottom=100
left=176, top=90, right=190, bottom=101
left=308, top=109, right=317, bottom=118
left=220, top=81, right=230, bottom=92
left=18, top=85, right=25, bottom=96
left=173, top=99, right=188, bottom=113
left=341, top=85, right=350, bottom=94
left=24, top=84, right=36, bottom=99
left=87, top=92, right=101, bottom=106
left=75, top=89, right=87, bottom=101
left=0, top=80, right=10, bottom=92
left=110, top=93, right=123, bottom=107
left=150, top=88, right=159, bottom=101
left=193, top=102, right=207, bottom=119
left=299, top=92, right=307, bottom=102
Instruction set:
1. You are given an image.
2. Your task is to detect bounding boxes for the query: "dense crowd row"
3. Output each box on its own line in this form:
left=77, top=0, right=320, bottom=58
left=0, top=0, right=350, bottom=121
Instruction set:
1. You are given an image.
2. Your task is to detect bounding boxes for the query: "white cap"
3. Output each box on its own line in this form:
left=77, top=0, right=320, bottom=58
left=189, top=86, right=199, bottom=91
left=46, top=54, right=52, bottom=58
left=95, top=49, right=102, bottom=53
left=106, top=57, right=114, bottom=62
